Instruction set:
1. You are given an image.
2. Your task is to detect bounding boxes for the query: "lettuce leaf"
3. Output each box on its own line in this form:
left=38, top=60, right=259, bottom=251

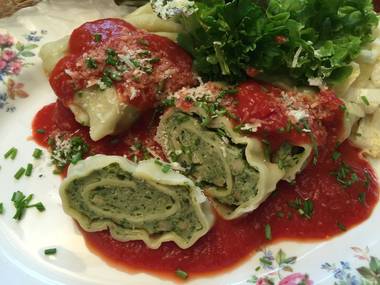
left=176, top=0, right=378, bottom=85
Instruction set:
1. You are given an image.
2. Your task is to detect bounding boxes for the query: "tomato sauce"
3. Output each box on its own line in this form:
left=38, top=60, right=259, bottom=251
left=49, top=18, right=196, bottom=110
left=32, top=12, right=380, bottom=281
left=32, top=97, right=378, bottom=280
left=230, top=81, right=344, bottom=151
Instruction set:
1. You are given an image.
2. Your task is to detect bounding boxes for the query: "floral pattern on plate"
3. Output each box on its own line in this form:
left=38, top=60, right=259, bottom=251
left=248, top=247, right=380, bottom=285
left=0, top=30, right=46, bottom=112
left=248, top=249, right=312, bottom=285
left=322, top=247, right=380, bottom=285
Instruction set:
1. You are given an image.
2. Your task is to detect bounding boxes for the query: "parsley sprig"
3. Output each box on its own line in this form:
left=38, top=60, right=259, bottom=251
left=177, top=0, right=378, bottom=85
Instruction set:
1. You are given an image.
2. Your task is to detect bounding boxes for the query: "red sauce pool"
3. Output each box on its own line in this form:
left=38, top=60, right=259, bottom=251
left=33, top=100, right=379, bottom=280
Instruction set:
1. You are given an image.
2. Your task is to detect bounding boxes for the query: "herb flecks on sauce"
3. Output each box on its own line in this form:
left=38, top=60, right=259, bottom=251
left=49, top=135, right=89, bottom=173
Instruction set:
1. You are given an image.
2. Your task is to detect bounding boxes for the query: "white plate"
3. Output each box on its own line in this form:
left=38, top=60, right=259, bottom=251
left=0, top=1, right=380, bottom=284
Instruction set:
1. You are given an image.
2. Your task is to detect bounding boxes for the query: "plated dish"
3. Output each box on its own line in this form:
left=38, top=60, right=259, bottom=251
left=1, top=1, right=380, bottom=284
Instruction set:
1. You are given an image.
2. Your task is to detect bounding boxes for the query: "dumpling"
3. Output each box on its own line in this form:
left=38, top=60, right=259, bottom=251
left=39, top=36, right=69, bottom=75
left=124, top=3, right=182, bottom=41
left=60, top=155, right=214, bottom=249
left=43, top=18, right=196, bottom=141
left=69, top=87, right=140, bottom=141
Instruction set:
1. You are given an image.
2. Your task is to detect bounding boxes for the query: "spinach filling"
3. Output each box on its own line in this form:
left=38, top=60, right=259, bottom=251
left=66, top=163, right=204, bottom=241
left=159, top=110, right=259, bottom=208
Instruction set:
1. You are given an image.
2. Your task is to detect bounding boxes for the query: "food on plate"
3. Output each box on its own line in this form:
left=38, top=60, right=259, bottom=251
left=168, top=0, right=378, bottom=85
left=45, top=18, right=196, bottom=141
left=124, top=2, right=182, bottom=42
left=29, top=0, right=380, bottom=280
left=60, top=155, right=214, bottom=249
left=157, top=83, right=312, bottom=219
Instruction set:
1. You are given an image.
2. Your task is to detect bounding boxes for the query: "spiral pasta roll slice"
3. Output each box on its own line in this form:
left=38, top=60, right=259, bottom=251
left=156, top=108, right=284, bottom=219
left=60, top=155, right=214, bottom=249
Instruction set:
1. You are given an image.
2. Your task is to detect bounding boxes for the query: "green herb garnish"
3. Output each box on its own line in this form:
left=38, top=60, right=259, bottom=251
left=36, top=129, right=46, bottom=134
left=44, top=248, right=57, bottom=255
left=33, top=148, right=43, bottom=159
left=105, top=48, right=119, bottom=66
left=0, top=203, right=4, bottom=214
left=25, top=163, right=33, bottom=177
left=288, top=198, right=314, bottom=219
left=176, top=0, right=378, bottom=85
left=11, top=191, right=45, bottom=220
left=85, top=57, right=98, bottom=69
left=14, top=167, right=26, bottom=180
left=361, top=96, right=370, bottom=106
left=93, top=33, right=102, bottom=43
left=332, top=162, right=359, bottom=188
left=161, top=164, right=172, bottom=173
left=4, top=147, right=18, bottom=160
left=337, top=221, right=347, bottom=231
left=265, top=224, right=272, bottom=240
left=175, top=268, right=188, bottom=280
left=358, top=192, right=366, bottom=205
left=332, top=150, right=341, bottom=162
left=49, top=135, right=89, bottom=172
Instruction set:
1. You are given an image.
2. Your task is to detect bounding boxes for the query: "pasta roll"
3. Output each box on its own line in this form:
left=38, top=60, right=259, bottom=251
left=156, top=83, right=314, bottom=219
left=60, top=155, right=214, bottom=249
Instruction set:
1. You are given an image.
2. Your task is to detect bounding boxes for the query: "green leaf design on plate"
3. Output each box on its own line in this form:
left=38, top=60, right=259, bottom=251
left=20, top=51, right=35, bottom=57
left=24, top=44, right=38, bottom=50
left=15, top=42, right=24, bottom=51
left=276, top=249, right=287, bottom=265
left=369, top=256, right=380, bottom=274
left=357, top=266, right=377, bottom=280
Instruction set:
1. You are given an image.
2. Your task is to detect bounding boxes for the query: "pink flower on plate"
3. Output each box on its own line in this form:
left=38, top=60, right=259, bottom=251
left=0, top=34, right=14, bottom=47
left=0, top=60, right=6, bottom=71
left=7, top=79, right=29, bottom=100
left=256, top=277, right=273, bottom=285
left=8, top=60, right=22, bottom=75
left=279, top=273, right=313, bottom=285
left=2, top=49, right=17, bottom=62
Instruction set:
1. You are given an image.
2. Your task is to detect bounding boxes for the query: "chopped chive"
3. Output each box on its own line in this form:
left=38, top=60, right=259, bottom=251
left=358, top=192, right=366, bottom=205
left=11, top=191, right=45, bottom=220
left=44, top=248, right=57, bottom=255
left=149, top=57, right=160, bottom=64
left=28, top=202, right=45, bottom=212
left=14, top=167, right=26, bottom=180
left=331, top=162, right=359, bottom=188
left=85, top=57, right=98, bottom=69
left=161, top=164, right=171, bottom=173
left=361, top=96, right=370, bottom=106
left=154, top=159, right=163, bottom=166
left=339, top=104, right=347, bottom=112
left=70, top=152, right=82, bottom=165
left=36, top=129, right=46, bottom=134
left=93, top=33, right=102, bottom=42
left=265, top=224, right=272, bottom=240
left=0, top=203, right=3, bottom=214
left=363, top=171, right=371, bottom=189
left=4, top=147, right=17, bottom=160
left=332, top=150, right=341, bottom=162
left=337, top=221, right=347, bottom=231
left=25, top=163, right=33, bottom=177
left=137, top=38, right=149, bottom=46
left=175, top=269, right=188, bottom=280
left=33, top=148, right=43, bottom=159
